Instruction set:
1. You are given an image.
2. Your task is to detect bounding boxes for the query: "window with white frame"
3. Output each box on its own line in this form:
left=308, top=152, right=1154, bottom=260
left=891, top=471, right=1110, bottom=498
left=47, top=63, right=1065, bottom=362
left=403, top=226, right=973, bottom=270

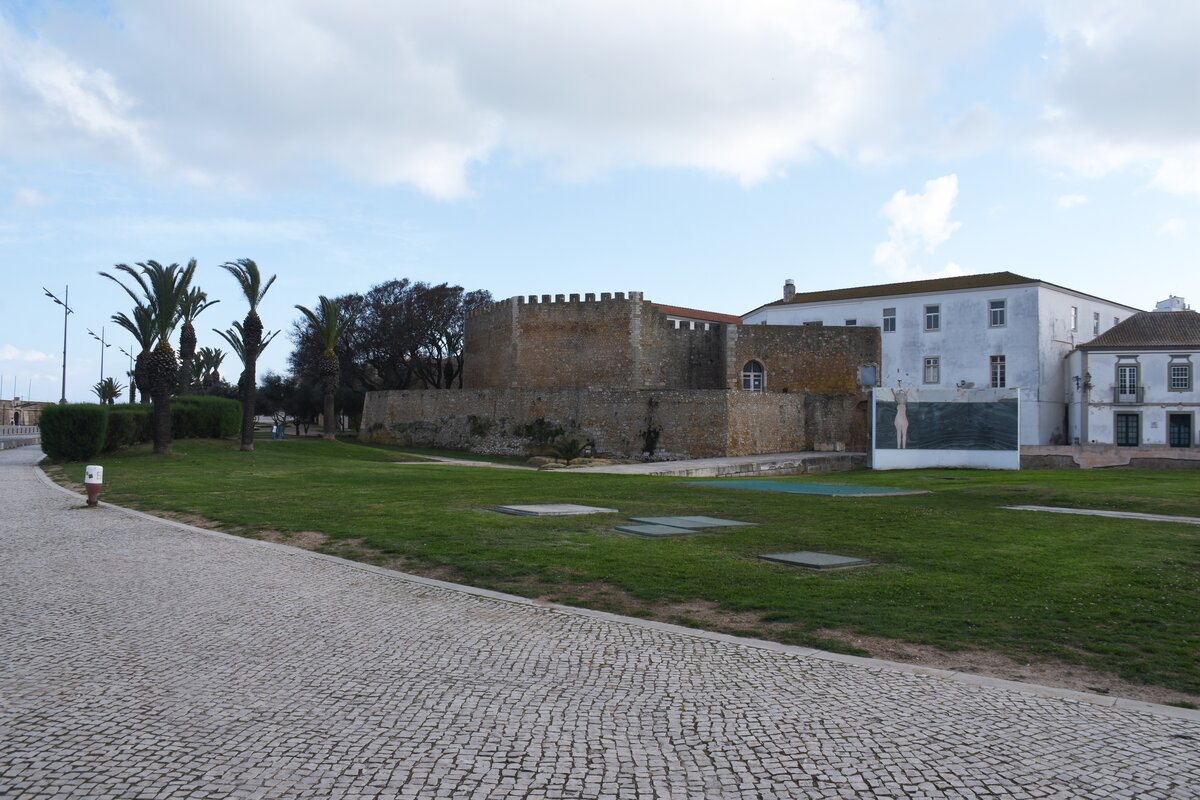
left=989, top=299, right=1006, bottom=327
left=990, top=355, right=1006, bottom=388
left=882, top=308, right=896, bottom=332
left=1093, top=312, right=1100, bottom=335
left=1117, top=363, right=1139, bottom=399
left=742, top=360, right=764, bottom=391
left=1070, top=306, right=1078, bottom=331
left=923, top=357, right=940, bottom=383
left=924, top=304, right=940, bottom=331
left=1169, top=358, right=1192, bottom=392
left=845, top=318, right=857, bottom=326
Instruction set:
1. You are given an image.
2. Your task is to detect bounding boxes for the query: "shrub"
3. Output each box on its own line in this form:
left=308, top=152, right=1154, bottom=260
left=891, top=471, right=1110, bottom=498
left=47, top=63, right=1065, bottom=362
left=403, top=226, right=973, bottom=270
left=104, top=406, right=152, bottom=452
left=40, top=403, right=108, bottom=462
left=172, top=395, right=241, bottom=439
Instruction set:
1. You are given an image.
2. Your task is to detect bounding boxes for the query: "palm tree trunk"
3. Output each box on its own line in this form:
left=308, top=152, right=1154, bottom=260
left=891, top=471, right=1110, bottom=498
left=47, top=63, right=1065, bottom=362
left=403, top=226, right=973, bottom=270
left=323, top=382, right=336, bottom=439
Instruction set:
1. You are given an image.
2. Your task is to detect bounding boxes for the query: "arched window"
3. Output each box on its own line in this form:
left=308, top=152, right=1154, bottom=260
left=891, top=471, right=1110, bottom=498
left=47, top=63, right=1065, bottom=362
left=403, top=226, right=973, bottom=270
left=742, top=360, right=764, bottom=391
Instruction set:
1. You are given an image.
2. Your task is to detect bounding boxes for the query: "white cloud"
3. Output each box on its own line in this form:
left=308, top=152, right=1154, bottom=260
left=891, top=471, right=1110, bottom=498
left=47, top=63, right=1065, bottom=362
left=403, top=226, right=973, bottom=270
left=0, top=1, right=922, bottom=197
left=1056, top=193, right=1088, bottom=208
left=873, top=175, right=966, bottom=280
left=12, top=187, right=49, bottom=208
left=0, top=344, right=53, bottom=363
left=1158, top=217, right=1186, bottom=236
left=1034, top=2, right=1200, bottom=195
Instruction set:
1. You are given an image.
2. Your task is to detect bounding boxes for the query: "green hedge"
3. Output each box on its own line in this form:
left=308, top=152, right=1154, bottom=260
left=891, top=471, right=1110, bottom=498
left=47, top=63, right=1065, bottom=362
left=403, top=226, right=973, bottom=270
left=40, top=403, right=108, bottom=462
left=104, top=406, right=152, bottom=452
left=43, top=397, right=241, bottom=460
left=172, top=395, right=241, bottom=439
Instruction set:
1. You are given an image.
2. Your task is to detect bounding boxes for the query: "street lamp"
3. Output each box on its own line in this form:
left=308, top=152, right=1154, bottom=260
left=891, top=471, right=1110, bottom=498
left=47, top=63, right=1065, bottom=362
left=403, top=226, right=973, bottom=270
left=118, top=345, right=136, bottom=403
left=43, top=286, right=73, bottom=404
left=87, top=326, right=111, bottom=385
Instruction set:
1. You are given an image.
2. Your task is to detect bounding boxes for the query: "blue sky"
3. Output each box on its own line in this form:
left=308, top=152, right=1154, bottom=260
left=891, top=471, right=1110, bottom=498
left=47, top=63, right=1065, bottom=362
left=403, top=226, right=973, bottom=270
left=2, top=1, right=1197, bottom=403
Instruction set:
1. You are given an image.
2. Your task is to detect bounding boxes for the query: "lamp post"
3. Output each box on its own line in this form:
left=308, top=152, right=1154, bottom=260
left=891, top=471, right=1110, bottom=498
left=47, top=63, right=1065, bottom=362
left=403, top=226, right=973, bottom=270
left=118, top=345, right=136, bottom=403
left=87, top=327, right=111, bottom=386
left=43, top=286, right=73, bottom=404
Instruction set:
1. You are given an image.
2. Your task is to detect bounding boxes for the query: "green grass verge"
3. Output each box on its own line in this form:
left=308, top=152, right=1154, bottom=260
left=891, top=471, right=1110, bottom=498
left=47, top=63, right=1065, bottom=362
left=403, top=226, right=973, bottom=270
left=53, top=439, right=1200, bottom=696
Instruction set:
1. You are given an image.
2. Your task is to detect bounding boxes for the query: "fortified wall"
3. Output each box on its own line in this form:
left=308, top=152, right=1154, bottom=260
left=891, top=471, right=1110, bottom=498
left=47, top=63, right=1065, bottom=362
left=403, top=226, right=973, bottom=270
left=361, top=291, right=880, bottom=459
left=464, top=291, right=723, bottom=390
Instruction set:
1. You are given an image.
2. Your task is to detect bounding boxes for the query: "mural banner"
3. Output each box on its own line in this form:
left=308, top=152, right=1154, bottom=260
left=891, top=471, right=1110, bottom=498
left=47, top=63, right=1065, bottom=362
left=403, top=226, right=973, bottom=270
left=872, top=387, right=1020, bottom=469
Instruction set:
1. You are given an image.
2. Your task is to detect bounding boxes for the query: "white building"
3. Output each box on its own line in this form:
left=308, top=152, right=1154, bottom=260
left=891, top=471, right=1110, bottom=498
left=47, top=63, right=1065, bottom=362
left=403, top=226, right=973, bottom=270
left=1066, top=307, right=1199, bottom=448
left=742, top=272, right=1139, bottom=445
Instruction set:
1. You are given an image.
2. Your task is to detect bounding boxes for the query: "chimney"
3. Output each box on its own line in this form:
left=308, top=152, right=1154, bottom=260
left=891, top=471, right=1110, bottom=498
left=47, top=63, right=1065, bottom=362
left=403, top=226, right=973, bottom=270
left=783, top=279, right=795, bottom=302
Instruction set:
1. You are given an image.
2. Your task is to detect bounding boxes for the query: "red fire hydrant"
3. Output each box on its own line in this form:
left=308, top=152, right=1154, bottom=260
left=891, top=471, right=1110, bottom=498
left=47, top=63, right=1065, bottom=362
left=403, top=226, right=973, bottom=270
left=85, top=465, right=103, bottom=507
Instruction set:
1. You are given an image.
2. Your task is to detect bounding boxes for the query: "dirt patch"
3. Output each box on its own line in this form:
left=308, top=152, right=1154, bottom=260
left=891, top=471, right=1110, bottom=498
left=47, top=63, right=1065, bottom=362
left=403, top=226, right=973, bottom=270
left=812, top=628, right=1200, bottom=709
left=256, top=529, right=329, bottom=550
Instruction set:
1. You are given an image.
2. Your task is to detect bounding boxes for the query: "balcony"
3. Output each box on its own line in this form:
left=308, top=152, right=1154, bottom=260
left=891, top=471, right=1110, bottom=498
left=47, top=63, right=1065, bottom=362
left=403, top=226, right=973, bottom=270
left=1112, top=386, right=1144, bottom=404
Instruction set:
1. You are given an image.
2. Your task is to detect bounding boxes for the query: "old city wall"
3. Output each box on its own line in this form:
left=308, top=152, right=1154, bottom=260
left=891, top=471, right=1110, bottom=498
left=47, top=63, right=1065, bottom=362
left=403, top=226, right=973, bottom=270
left=464, top=293, right=642, bottom=390
left=361, top=388, right=826, bottom=458
left=463, top=292, right=725, bottom=391
left=726, top=325, right=880, bottom=393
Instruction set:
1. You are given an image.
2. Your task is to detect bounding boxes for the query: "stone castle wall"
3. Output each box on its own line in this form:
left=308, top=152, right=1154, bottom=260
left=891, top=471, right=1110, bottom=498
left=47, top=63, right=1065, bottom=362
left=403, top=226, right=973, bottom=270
left=463, top=292, right=877, bottom=393
left=366, top=291, right=880, bottom=459
left=361, top=387, right=867, bottom=459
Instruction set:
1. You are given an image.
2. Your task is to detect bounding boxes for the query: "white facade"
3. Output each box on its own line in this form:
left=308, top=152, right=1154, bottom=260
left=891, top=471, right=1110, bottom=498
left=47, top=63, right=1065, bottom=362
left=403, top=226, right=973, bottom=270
left=743, top=275, right=1138, bottom=445
left=1067, top=342, right=1199, bottom=448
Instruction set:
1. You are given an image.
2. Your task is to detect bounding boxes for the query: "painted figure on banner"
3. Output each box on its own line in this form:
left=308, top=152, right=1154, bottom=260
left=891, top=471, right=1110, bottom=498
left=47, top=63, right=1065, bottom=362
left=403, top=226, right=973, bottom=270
left=894, top=388, right=909, bottom=449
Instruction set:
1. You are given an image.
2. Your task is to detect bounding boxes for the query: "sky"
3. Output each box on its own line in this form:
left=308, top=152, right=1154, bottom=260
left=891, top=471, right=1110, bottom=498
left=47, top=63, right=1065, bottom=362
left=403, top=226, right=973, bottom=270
left=1, top=0, right=1197, bottom=403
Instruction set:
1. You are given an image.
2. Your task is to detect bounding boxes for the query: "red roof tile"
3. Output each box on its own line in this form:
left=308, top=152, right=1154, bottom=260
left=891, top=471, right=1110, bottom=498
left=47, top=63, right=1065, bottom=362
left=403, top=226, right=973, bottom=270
left=652, top=304, right=740, bottom=325
left=1080, top=310, right=1200, bottom=350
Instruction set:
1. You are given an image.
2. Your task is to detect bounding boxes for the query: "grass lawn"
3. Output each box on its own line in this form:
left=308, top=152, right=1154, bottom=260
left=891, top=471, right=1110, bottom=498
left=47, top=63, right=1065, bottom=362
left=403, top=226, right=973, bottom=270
left=46, top=438, right=1200, bottom=700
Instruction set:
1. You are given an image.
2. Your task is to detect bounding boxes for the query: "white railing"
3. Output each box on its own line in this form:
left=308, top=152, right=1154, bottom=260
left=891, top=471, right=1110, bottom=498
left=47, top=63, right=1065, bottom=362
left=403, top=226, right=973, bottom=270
left=0, top=425, right=39, bottom=436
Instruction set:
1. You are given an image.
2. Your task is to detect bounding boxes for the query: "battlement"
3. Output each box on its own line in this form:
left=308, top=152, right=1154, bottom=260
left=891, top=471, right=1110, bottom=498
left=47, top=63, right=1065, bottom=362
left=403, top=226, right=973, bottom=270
left=466, top=291, right=645, bottom=319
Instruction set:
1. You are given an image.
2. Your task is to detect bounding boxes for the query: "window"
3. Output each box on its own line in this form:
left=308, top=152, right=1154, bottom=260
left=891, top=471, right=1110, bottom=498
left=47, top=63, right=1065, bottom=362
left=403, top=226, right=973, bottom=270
left=923, top=357, right=940, bottom=384
left=882, top=308, right=896, bottom=332
left=742, top=360, right=764, bottom=391
left=1117, top=364, right=1139, bottom=399
left=1092, top=312, right=1100, bottom=335
left=924, top=304, right=940, bottom=331
left=1115, top=413, right=1140, bottom=446
left=802, top=320, right=823, bottom=327
left=844, top=318, right=857, bottom=326
left=1169, top=360, right=1192, bottom=392
left=988, top=299, right=1006, bottom=327
left=1071, top=306, right=1078, bottom=331
left=990, top=355, right=1006, bottom=388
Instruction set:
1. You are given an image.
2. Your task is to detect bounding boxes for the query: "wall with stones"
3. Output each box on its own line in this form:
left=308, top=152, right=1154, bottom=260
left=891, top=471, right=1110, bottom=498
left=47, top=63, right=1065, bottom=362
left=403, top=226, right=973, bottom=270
left=360, top=386, right=869, bottom=458
left=726, top=325, right=881, bottom=394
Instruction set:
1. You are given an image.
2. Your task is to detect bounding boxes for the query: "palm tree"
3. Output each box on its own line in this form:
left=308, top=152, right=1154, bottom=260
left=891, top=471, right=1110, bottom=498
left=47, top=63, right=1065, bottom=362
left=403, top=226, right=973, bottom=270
left=92, top=377, right=126, bottom=405
left=220, top=259, right=276, bottom=451
left=110, top=305, right=156, bottom=404
left=192, top=346, right=226, bottom=389
left=101, top=267, right=158, bottom=404
left=295, top=296, right=354, bottom=439
left=216, top=323, right=278, bottom=391
left=176, top=282, right=219, bottom=393
left=101, top=260, right=195, bottom=453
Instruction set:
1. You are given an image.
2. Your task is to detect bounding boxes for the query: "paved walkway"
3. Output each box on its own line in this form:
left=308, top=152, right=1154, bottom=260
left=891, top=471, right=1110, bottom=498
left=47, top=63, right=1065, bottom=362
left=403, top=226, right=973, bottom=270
left=1006, top=504, right=1200, bottom=526
left=1, top=446, right=1197, bottom=799
left=569, top=451, right=864, bottom=477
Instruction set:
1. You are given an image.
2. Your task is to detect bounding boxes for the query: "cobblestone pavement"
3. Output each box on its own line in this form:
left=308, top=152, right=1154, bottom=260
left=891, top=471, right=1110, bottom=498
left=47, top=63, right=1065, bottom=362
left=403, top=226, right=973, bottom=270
left=1, top=447, right=1197, bottom=799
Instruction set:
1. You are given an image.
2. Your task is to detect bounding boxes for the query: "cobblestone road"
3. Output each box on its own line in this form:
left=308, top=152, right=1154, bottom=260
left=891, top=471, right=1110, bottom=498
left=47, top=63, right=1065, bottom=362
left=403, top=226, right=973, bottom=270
left=1, top=447, right=1197, bottom=799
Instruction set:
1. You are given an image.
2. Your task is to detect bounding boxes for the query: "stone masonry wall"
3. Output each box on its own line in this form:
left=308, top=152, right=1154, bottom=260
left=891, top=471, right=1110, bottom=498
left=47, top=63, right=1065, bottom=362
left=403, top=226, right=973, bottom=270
left=463, top=292, right=727, bottom=391
left=361, top=387, right=837, bottom=458
left=727, top=325, right=881, bottom=394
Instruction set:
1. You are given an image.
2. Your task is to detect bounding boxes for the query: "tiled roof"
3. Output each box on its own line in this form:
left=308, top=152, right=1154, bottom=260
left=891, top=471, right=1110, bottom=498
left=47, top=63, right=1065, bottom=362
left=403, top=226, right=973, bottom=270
left=652, top=304, right=740, bottom=325
left=763, top=271, right=1039, bottom=307
left=1080, top=310, right=1200, bottom=350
